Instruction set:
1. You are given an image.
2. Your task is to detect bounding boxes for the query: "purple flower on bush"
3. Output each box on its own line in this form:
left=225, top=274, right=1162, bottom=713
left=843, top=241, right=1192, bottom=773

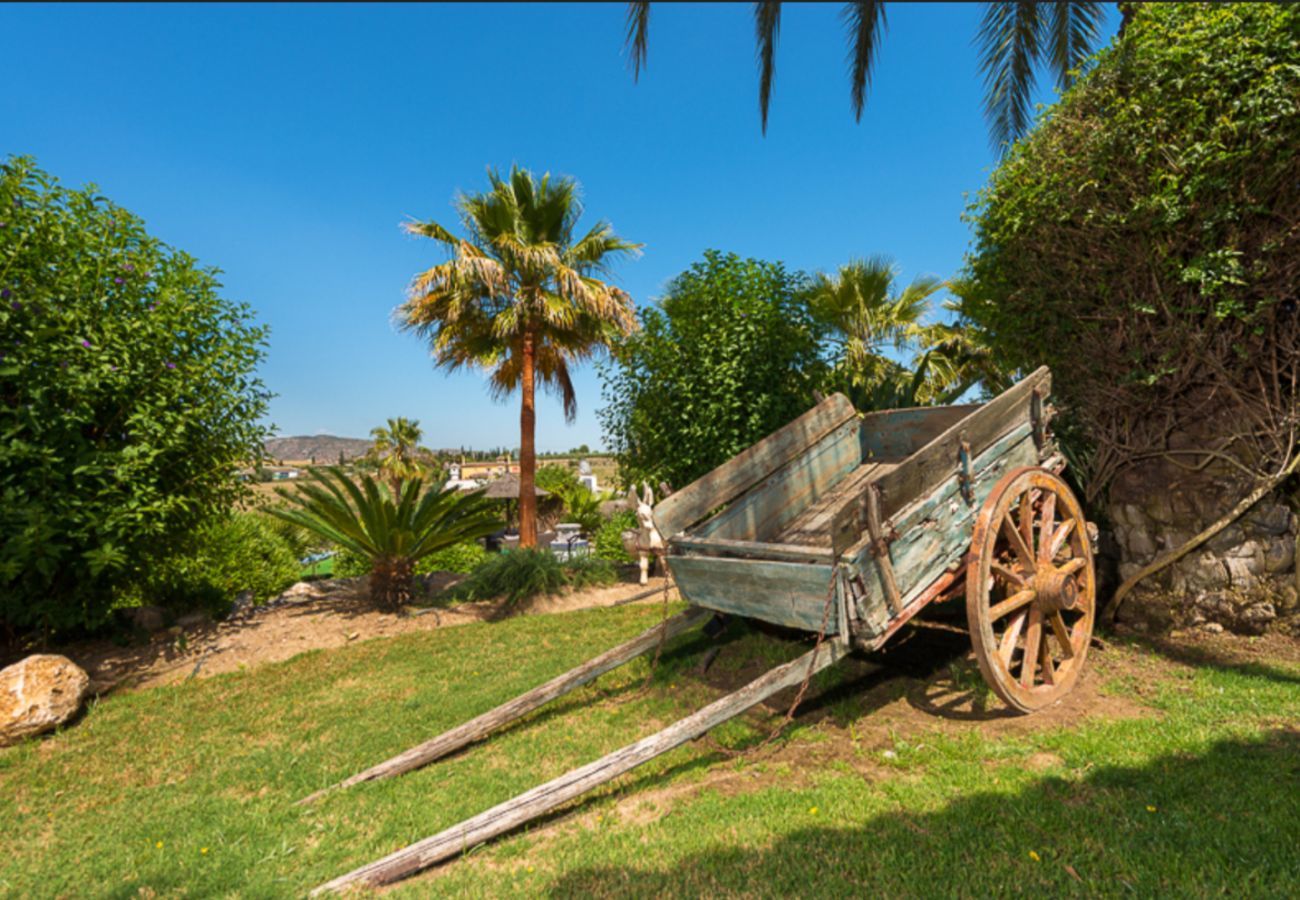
left=166, top=362, right=176, bottom=370
left=1, top=288, right=10, bottom=299
left=0, top=222, right=7, bottom=229
left=122, top=262, right=134, bottom=272
left=113, top=277, right=124, bottom=285
left=82, top=340, right=92, bottom=349
left=109, top=365, right=117, bottom=371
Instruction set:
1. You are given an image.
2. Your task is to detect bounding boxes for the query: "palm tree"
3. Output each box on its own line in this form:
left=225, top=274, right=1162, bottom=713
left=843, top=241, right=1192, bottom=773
left=399, top=167, right=641, bottom=548
left=624, top=1, right=1115, bottom=149
left=367, top=416, right=431, bottom=496
left=808, top=257, right=944, bottom=393
left=270, top=469, right=501, bottom=612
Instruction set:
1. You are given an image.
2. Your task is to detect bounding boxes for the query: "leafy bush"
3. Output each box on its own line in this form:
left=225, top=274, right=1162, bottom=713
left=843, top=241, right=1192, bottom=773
left=960, top=5, right=1300, bottom=503
left=270, top=469, right=502, bottom=611
left=415, top=540, right=490, bottom=575
left=0, top=156, right=272, bottom=634
left=0, top=156, right=271, bottom=632
left=554, top=485, right=610, bottom=535
left=599, top=250, right=826, bottom=490
left=136, top=513, right=300, bottom=616
left=535, top=463, right=581, bottom=496
left=446, top=548, right=618, bottom=607
left=594, top=509, right=637, bottom=563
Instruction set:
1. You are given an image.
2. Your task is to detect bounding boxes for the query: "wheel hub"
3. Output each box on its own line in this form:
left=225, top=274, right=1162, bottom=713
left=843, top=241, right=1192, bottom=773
left=1034, top=565, right=1080, bottom=614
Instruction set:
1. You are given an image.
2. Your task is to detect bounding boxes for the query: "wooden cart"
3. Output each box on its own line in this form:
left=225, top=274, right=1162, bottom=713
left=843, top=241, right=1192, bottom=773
left=311, top=366, right=1097, bottom=894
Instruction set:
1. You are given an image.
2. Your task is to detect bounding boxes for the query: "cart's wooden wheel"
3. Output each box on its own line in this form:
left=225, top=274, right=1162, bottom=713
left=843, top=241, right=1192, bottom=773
left=967, top=467, right=1095, bottom=713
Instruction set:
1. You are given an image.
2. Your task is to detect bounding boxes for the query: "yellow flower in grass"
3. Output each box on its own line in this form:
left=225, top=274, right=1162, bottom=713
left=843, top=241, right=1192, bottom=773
left=1146, top=805, right=1157, bottom=813
left=1028, top=850, right=1040, bottom=862
left=201, top=848, right=209, bottom=855
left=155, top=841, right=163, bottom=850
left=808, top=806, right=819, bottom=816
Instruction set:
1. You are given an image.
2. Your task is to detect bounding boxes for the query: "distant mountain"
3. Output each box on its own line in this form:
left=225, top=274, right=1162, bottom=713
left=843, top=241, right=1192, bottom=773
left=264, top=434, right=372, bottom=464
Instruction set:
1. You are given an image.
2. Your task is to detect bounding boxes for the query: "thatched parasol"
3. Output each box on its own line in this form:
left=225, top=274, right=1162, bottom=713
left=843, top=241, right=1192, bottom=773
left=481, top=473, right=550, bottom=499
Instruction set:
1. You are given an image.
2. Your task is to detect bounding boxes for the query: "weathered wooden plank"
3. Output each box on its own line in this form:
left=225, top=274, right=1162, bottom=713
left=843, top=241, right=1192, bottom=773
left=667, top=555, right=838, bottom=633
left=669, top=536, right=834, bottom=565
left=312, top=639, right=852, bottom=894
left=858, top=404, right=980, bottom=460
left=846, top=425, right=1040, bottom=638
left=692, top=417, right=863, bottom=543
left=296, top=607, right=710, bottom=806
left=872, top=368, right=1049, bottom=519
left=772, top=461, right=896, bottom=546
left=653, top=393, right=857, bottom=539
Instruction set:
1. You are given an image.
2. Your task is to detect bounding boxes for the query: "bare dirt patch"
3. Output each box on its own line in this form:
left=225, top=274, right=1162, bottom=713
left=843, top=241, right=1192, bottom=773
left=60, top=571, right=675, bottom=694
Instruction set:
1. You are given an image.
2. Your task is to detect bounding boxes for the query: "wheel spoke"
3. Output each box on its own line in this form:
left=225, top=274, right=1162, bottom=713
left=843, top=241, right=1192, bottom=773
left=1047, top=518, right=1077, bottom=559
left=999, top=610, right=1028, bottom=668
left=1057, top=557, right=1087, bottom=577
left=989, top=588, right=1036, bottom=621
left=1038, top=493, right=1057, bottom=561
left=991, top=561, right=1028, bottom=586
left=1039, top=634, right=1056, bottom=685
left=1049, top=611, right=1075, bottom=659
left=1019, top=492, right=1036, bottom=559
left=1001, top=513, right=1036, bottom=570
left=1020, top=606, right=1042, bottom=688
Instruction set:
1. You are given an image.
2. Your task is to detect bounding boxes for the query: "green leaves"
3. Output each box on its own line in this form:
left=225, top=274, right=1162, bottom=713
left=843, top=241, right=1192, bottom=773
left=961, top=4, right=1300, bottom=500
left=599, top=250, right=825, bottom=489
left=0, top=156, right=271, bottom=634
left=269, top=469, right=503, bottom=609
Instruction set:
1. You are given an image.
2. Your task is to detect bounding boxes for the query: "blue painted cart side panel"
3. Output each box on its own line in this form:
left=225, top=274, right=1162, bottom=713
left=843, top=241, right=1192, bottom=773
left=848, top=424, right=1039, bottom=637
left=667, top=555, right=838, bottom=634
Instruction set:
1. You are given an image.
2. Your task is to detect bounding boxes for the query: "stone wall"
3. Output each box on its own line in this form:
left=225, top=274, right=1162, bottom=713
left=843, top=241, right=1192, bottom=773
left=1105, top=448, right=1297, bottom=634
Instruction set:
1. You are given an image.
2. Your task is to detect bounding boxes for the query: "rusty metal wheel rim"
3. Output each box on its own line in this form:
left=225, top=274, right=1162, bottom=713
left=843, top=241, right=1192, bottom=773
left=967, top=467, right=1095, bottom=713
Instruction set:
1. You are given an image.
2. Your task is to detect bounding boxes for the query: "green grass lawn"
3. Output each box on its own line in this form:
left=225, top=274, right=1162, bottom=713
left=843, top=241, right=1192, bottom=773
left=1, top=604, right=1297, bottom=897
left=300, top=555, right=335, bottom=579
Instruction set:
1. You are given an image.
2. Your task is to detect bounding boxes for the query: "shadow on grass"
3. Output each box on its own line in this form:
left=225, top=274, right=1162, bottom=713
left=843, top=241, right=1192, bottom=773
left=1131, top=632, right=1300, bottom=687
left=544, top=728, right=1300, bottom=897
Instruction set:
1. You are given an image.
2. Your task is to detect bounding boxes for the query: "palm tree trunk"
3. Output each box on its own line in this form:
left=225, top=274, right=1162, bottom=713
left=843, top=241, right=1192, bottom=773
left=518, top=329, right=538, bottom=548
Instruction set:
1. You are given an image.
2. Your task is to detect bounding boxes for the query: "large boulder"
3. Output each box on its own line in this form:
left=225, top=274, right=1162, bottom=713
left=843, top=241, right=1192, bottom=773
left=0, top=654, right=90, bottom=746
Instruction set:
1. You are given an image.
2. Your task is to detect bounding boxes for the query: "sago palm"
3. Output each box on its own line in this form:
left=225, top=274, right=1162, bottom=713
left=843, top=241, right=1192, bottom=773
left=400, top=166, right=641, bottom=548
left=624, top=1, right=1113, bottom=149
left=367, top=416, right=432, bottom=496
left=270, top=468, right=502, bottom=612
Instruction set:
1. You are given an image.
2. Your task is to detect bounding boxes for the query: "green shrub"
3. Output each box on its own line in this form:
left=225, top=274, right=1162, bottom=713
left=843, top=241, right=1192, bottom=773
left=960, top=4, right=1300, bottom=502
left=447, top=548, right=618, bottom=607
left=333, top=548, right=369, bottom=578
left=415, top=540, right=490, bottom=575
left=0, top=156, right=271, bottom=634
left=599, top=250, right=826, bottom=490
left=562, top=555, right=619, bottom=590
left=136, top=513, right=300, bottom=616
left=535, top=463, right=581, bottom=496
left=594, top=509, right=637, bottom=563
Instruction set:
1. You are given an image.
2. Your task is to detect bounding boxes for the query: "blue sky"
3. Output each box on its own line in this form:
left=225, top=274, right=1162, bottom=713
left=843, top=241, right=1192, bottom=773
left=3, top=2, right=1117, bottom=451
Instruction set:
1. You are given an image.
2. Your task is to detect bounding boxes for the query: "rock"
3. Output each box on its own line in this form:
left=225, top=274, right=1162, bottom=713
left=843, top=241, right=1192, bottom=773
left=1144, top=492, right=1175, bottom=525
left=1206, top=524, right=1246, bottom=555
left=126, top=605, right=168, bottom=633
left=1275, top=582, right=1298, bottom=614
left=1235, top=602, right=1276, bottom=636
left=1183, top=553, right=1228, bottom=591
left=1263, top=537, right=1295, bottom=574
left=1126, top=526, right=1157, bottom=560
left=176, top=611, right=211, bottom=629
left=1245, top=502, right=1293, bottom=537
left=1201, top=622, right=1225, bottom=634
left=0, top=655, right=90, bottom=747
